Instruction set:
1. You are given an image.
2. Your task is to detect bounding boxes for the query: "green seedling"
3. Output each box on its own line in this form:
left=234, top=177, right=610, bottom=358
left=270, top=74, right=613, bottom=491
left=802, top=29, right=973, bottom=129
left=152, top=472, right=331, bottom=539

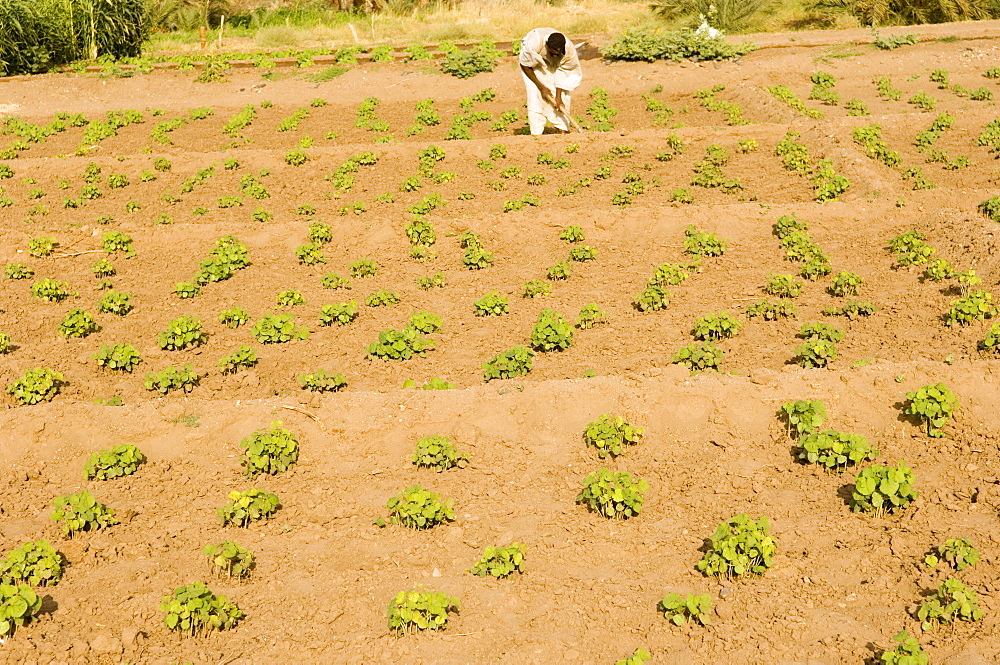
left=851, top=461, right=918, bottom=516
left=696, top=514, right=775, bottom=577
left=386, top=485, right=455, bottom=529
left=204, top=541, right=254, bottom=579
left=469, top=543, right=525, bottom=578
left=161, top=582, right=242, bottom=636
left=218, top=489, right=280, bottom=527
left=577, top=469, right=647, bottom=519
left=240, top=421, right=298, bottom=476
left=905, top=383, right=958, bottom=437
left=583, top=415, right=643, bottom=459
left=51, top=490, right=118, bottom=537
left=84, top=444, right=145, bottom=480
left=658, top=593, right=712, bottom=626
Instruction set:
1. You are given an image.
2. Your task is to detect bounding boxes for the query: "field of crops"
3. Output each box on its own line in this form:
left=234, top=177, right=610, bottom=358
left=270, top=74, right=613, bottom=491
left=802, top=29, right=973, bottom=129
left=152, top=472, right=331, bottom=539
left=1, top=27, right=1000, bottom=664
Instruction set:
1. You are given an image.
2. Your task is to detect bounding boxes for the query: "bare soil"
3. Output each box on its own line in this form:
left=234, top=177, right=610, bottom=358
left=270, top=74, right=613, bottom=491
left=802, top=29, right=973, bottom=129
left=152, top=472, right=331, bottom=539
left=1, top=26, right=1000, bottom=665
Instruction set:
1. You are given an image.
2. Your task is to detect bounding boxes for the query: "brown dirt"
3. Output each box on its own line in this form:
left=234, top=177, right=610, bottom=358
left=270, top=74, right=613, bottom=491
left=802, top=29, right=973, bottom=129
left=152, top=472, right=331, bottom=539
left=2, top=27, right=1000, bottom=665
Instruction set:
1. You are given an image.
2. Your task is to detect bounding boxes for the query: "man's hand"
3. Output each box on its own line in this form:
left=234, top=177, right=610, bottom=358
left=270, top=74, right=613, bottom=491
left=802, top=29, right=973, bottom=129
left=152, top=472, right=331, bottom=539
left=540, top=89, right=555, bottom=107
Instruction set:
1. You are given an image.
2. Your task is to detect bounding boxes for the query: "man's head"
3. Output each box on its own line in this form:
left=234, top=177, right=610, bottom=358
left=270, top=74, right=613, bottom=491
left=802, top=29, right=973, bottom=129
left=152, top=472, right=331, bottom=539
left=545, top=32, right=566, bottom=58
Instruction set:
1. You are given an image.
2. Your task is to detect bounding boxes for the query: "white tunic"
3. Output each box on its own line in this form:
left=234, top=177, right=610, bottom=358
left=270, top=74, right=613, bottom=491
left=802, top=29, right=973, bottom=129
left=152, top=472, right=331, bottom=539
left=518, top=27, right=583, bottom=135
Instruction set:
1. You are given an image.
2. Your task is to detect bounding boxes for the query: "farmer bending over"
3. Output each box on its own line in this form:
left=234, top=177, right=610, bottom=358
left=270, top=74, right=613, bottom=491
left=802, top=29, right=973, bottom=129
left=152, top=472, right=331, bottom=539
left=519, top=28, right=582, bottom=135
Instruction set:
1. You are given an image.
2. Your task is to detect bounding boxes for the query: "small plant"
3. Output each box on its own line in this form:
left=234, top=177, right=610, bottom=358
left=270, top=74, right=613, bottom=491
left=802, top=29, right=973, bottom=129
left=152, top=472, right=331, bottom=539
left=469, top=543, right=525, bottom=578
left=764, top=274, right=803, bottom=298
left=546, top=260, right=571, bottom=281
left=569, top=245, right=597, bottom=262
left=880, top=631, right=927, bottom=665
left=692, top=312, right=741, bottom=340
left=5, top=263, right=33, bottom=280
left=583, top=415, right=643, bottom=459
left=174, top=281, right=201, bottom=299
left=276, top=290, right=305, bottom=307
left=50, top=490, right=118, bottom=537
left=746, top=299, right=797, bottom=320
left=350, top=259, right=378, bottom=278
left=474, top=292, right=508, bottom=317
left=387, top=588, right=459, bottom=633
left=780, top=400, right=827, bottom=436
left=413, top=435, right=468, bottom=471
left=577, top=469, right=648, bottom=519
left=981, top=322, right=1000, bottom=352
left=295, top=242, right=327, bottom=266
left=577, top=303, right=607, bottom=329
left=483, top=346, right=534, bottom=381
left=97, top=290, right=131, bottom=316
left=944, top=290, right=996, bottom=326
left=252, top=314, right=309, bottom=343
left=798, top=430, right=877, bottom=470
left=633, top=286, right=670, bottom=312
left=387, top=485, right=455, bottom=529
left=684, top=225, right=726, bottom=257
left=7, top=367, right=63, bottom=405
left=31, top=278, right=71, bottom=302
left=560, top=225, right=585, bottom=243
left=319, top=301, right=358, bottom=326
left=298, top=369, right=347, bottom=392
left=219, top=346, right=257, bottom=375
left=673, top=341, right=724, bottom=371
left=658, top=593, right=712, bottom=626
left=0, top=540, right=63, bottom=587
left=27, top=236, right=57, bottom=257
left=218, top=489, right=280, bottom=527
left=917, top=577, right=983, bottom=629
left=367, top=328, right=434, bottom=360
left=795, top=339, right=837, bottom=368
left=0, top=583, right=42, bottom=637
left=366, top=290, right=401, bottom=307
left=204, top=541, right=254, bottom=579
left=799, top=322, right=844, bottom=342
left=143, top=365, right=199, bottom=394
left=926, top=537, right=980, bottom=571
left=94, top=343, right=141, bottom=372
left=58, top=308, right=100, bottom=338
left=161, top=582, right=242, bottom=636
left=697, top=514, right=775, bottom=577
left=219, top=306, right=250, bottom=329
left=530, top=309, right=573, bottom=352
left=823, top=300, right=876, bottom=319
left=90, top=257, right=115, bottom=278
left=522, top=279, right=551, bottom=298
left=905, top=383, right=958, bottom=437
left=851, top=461, right=918, bottom=515
left=616, top=648, right=652, bottom=665
left=240, top=422, right=299, bottom=476
left=322, top=273, right=351, bottom=290
left=84, top=444, right=145, bottom=480
left=158, top=315, right=207, bottom=350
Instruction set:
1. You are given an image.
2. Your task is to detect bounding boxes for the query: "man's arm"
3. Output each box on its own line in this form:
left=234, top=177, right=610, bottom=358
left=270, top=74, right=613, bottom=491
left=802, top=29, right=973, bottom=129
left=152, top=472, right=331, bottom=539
left=520, top=64, right=555, bottom=106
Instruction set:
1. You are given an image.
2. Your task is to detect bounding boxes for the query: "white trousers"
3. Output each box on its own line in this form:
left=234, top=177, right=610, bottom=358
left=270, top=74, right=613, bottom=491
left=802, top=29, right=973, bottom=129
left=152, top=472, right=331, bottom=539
left=522, top=70, right=572, bottom=135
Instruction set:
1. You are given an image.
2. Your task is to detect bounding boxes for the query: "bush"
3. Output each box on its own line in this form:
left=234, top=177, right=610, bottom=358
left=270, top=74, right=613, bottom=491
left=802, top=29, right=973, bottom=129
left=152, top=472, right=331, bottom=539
left=880, top=631, right=927, bottom=665
left=522, top=279, right=550, bottom=298
left=413, top=435, right=468, bottom=471
left=0, top=540, right=63, bottom=587
left=58, top=308, right=100, bottom=338
left=577, top=469, right=648, bottom=519
left=219, top=346, right=257, bottom=375
left=160, top=582, right=242, bottom=636
left=830, top=271, right=864, bottom=297
left=672, top=342, right=723, bottom=371
left=633, top=286, right=671, bottom=312
left=577, top=303, right=607, bottom=329
left=366, top=290, right=400, bottom=307
left=658, top=593, right=712, bottom=626
left=926, top=537, right=980, bottom=571
left=143, top=365, right=198, bottom=394
left=917, top=577, right=983, bottom=629
left=298, top=369, right=347, bottom=392
left=441, top=42, right=501, bottom=78
left=799, top=322, right=844, bottom=342
left=851, top=461, right=918, bottom=515
left=474, top=292, right=509, bottom=316
left=0, top=583, right=42, bottom=638
left=798, top=430, right=877, bottom=470
left=204, top=541, right=254, bottom=579
left=252, top=314, right=309, bottom=343
left=158, top=315, right=206, bottom=350
left=98, top=290, right=132, bottom=315
left=795, top=339, right=837, bottom=368
left=84, top=444, right=145, bottom=480
left=684, top=225, right=726, bottom=256
left=408, top=310, right=442, bottom=334
left=583, top=415, right=643, bottom=459
left=780, top=400, right=826, bottom=436
left=530, top=309, right=573, bottom=352
left=387, top=485, right=455, bottom=529
left=368, top=328, right=434, bottom=360
left=764, top=274, right=803, bottom=298
left=50, top=490, right=118, bottom=537
left=469, top=543, right=526, bottom=578
left=602, top=28, right=757, bottom=63
left=483, top=346, right=534, bottom=381
left=944, top=290, right=996, bottom=326
left=31, top=278, right=70, bottom=302
left=387, top=588, right=459, bottom=633
left=905, top=383, right=958, bottom=437
left=693, top=312, right=741, bottom=340
left=240, top=422, right=299, bottom=476
left=697, top=514, right=775, bottom=577
left=218, top=489, right=280, bottom=527
left=7, top=367, right=63, bottom=405
left=745, top=299, right=796, bottom=320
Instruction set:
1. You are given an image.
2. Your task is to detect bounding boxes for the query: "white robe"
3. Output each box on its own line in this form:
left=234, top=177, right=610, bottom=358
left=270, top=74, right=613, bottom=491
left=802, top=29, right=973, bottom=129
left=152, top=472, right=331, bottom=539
left=518, top=28, right=583, bottom=135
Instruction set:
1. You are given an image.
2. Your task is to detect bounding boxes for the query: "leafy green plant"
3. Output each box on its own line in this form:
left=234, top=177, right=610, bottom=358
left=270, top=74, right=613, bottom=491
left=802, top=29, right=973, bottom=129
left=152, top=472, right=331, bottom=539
left=252, top=314, right=309, bottom=343
left=441, top=41, right=501, bottom=78
left=219, top=306, right=250, bottom=329
left=58, top=308, right=100, bottom=338
left=158, top=315, right=206, bottom=351
left=143, top=365, right=198, bottom=394
left=368, top=328, right=434, bottom=360
left=522, top=279, right=550, bottom=298
left=387, top=588, right=459, bottom=633
left=407, top=311, right=442, bottom=335
left=319, top=301, right=358, bottom=326
left=684, top=225, right=726, bottom=256
left=350, top=259, right=378, bottom=278
left=403, top=377, right=456, bottom=390
left=160, top=582, right=242, bottom=636
left=981, top=322, right=1000, bottom=352
left=474, top=292, right=508, bottom=317
left=469, top=543, right=525, bottom=578
left=483, top=346, right=534, bottom=381
left=7, top=367, right=63, bottom=405
left=5, top=263, right=33, bottom=280
left=601, top=27, right=756, bottom=63
left=780, top=400, right=827, bottom=436
left=944, top=290, right=996, bottom=326
left=798, top=430, right=876, bottom=470
left=568, top=245, right=597, bottom=262
left=634, top=286, right=671, bottom=312
left=798, top=322, right=844, bottom=342
left=218, top=489, right=280, bottom=527
left=298, top=369, right=347, bottom=392
left=905, top=383, right=958, bottom=437
left=240, top=422, right=299, bottom=476
left=219, top=346, right=257, bottom=375
left=531, top=309, right=573, bottom=352
left=94, top=343, right=141, bottom=372
left=583, top=415, right=643, bottom=459
left=616, top=648, right=652, bottom=665
left=413, top=435, right=468, bottom=471
left=926, top=537, right=980, bottom=571
left=746, top=300, right=796, bottom=320
left=560, top=225, right=585, bottom=243
left=693, top=311, right=741, bottom=340
left=295, top=242, right=327, bottom=266
left=322, top=273, right=351, bottom=290
left=97, top=290, right=131, bottom=315
left=0, top=332, right=9, bottom=355
left=879, top=631, right=927, bottom=665
left=658, top=593, right=712, bottom=626
left=764, top=274, right=803, bottom=298
left=917, top=577, right=983, bottom=629
left=174, top=281, right=201, bottom=299
left=0, top=540, right=63, bottom=587
left=276, top=290, right=305, bottom=308
left=84, top=444, right=145, bottom=480
left=0, top=583, right=42, bottom=637
left=90, top=257, right=115, bottom=278
left=577, top=469, right=648, bottom=519
left=822, top=300, right=876, bottom=319
left=31, top=278, right=70, bottom=302
left=27, top=236, right=57, bottom=258
left=50, top=490, right=118, bottom=537
left=204, top=541, right=254, bottom=579
left=795, top=339, right=837, bottom=368
left=697, top=514, right=775, bottom=577
left=577, top=303, right=607, bottom=329
left=546, top=260, right=571, bottom=281
left=386, top=485, right=455, bottom=529
left=649, top=263, right=692, bottom=287
left=851, top=461, right=918, bottom=515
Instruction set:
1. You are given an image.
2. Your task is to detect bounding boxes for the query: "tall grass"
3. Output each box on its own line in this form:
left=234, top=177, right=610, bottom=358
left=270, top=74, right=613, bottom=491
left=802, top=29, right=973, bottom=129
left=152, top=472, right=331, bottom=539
left=0, top=0, right=146, bottom=75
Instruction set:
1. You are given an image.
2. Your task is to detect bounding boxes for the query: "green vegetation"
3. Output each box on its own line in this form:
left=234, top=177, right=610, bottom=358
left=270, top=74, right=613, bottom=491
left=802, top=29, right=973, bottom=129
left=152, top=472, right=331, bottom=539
left=0, top=583, right=42, bottom=637
left=483, top=346, right=534, bottom=381
left=696, top=514, right=775, bottom=577
left=94, top=343, right=141, bottom=372
left=143, top=365, right=198, bottom=394
left=917, top=577, right=983, bottom=629
left=252, top=313, right=309, bottom=343
left=158, top=315, right=206, bottom=350
left=583, top=415, right=643, bottom=459
left=0, top=540, right=63, bottom=587
left=905, top=383, right=958, bottom=437
left=926, top=537, right=980, bottom=571
left=658, top=593, right=712, bottom=626
left=51, top=490, right=118, bottom=537
left=58, top=308, right=100, bottom=338
left=219, top=346, right=257, bottom=375
left=602, top=27, right=756, bottom=63
left=367, top=328, right=434, bottom=360
left=7, top=367, right=63, bottom=405
left=469, top=543, right=526, bottom=578
left=850, top=462, right=918, bottom=516
left=879, top=631, right=927, bottom=665
left=84, top=444, right=145, bottom=480
left=387, top=588, right=458, bottom=633
left=218, top=489, right=280, bottom=527
left=577, top=469, right=648, bottom=519
left=298, top=369, right=347, bottom=392
left=672, top=341, right=724, bottom=371
left=780, top=400, right=827, bottom=436
left=386, top=485, right=455, bottom=529
left=240, top=422, right=299, bottom=476
left=204, top=541, right=254, bottom=579
left=798, top=430, right=876, bottom=470
left=161, top=582, right=242, bottom=636
left=413, top=435, right=468, bottom=471
left=530, top=309, right=573, bottom=352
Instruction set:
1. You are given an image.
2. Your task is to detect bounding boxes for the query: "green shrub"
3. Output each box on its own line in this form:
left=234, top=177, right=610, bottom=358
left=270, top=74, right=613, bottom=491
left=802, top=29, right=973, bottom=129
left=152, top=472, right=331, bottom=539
left=673, top=342, right=723, bottom=371
left=94, top=343, right=141, bottom=371
left=696, top=514, right=775, bottom=577
left=0, top=540, right=63, bottom=587
left=798, top=430, right=876, bottom=470
left=474, top=292, right=509, bottom=316
left=577, top=303, right=607, bottom=329
left=764, top=274, right=803, bottom=298
left=219, top=306, right=250, bottom=329
left=97, top=290, right=132, bottom=315
left=204, top=541, right=254, bottom=579
left=387, top=485, right=455, bottom=529
left=240, top=422, right=298, bottom=476
left=583, top=415, right=643, bottom=459
left=143, top=365, right=198, bottom=394
left=851, top=461, right=918, bottom=515
left=413, top=435, right=468, bottom=471
left=441, top=42, right=501, bottom=78
left=161, top=582, right=242, bottom=636
left=368, top=328, right=434, bottom=360
left=0, top=583, right=42, bottom=637
left=926, top=537, right=980, bottom=571
left=522, top=279, right=550, bottom=298
left=252, top=313, right=309, bottom=343
left=684, top=225, right=726, bottom=256
left=219, top=346, right=257, bottom=375
left=658, top=593, right=712, bottom=626
left=469, top=543, right=525, bottom=578
left=780, top=400, right=826, bottom=436
left=692, top=312, right=741, bottom=340
left=633, top=285, right=671, bottom=312
left=905, top=383, right=958, bottom=437
left=7, top=367, right=63, bottom=405
left=483, top=346, right=534, bottom=381
left=51, top=490, right=118, bottom=537
left=795, top=339, right=837, bottom=368
left=530, top=309, right=573, bottom=351
left=158, top=315, right=206, bottom=350
left=602, top=28, right=756, bottom=63
left=218, top=489, right=280, bottom=527
left=298, top=369, right=347, bottom=392
left=917, top=577, right=983, bottom=629
left=58, top=308, right=100, bottom=338
left=387, top=588, right=459, bottom=633
left=84, top=444, right=145, bottom=480
left=408, top=310, right=442, bottom=334
left=31, top=278, right=70, bottom=302
left=944, top=290, right=996, bottom=326
left=577, top=469, right=647, bottom=519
